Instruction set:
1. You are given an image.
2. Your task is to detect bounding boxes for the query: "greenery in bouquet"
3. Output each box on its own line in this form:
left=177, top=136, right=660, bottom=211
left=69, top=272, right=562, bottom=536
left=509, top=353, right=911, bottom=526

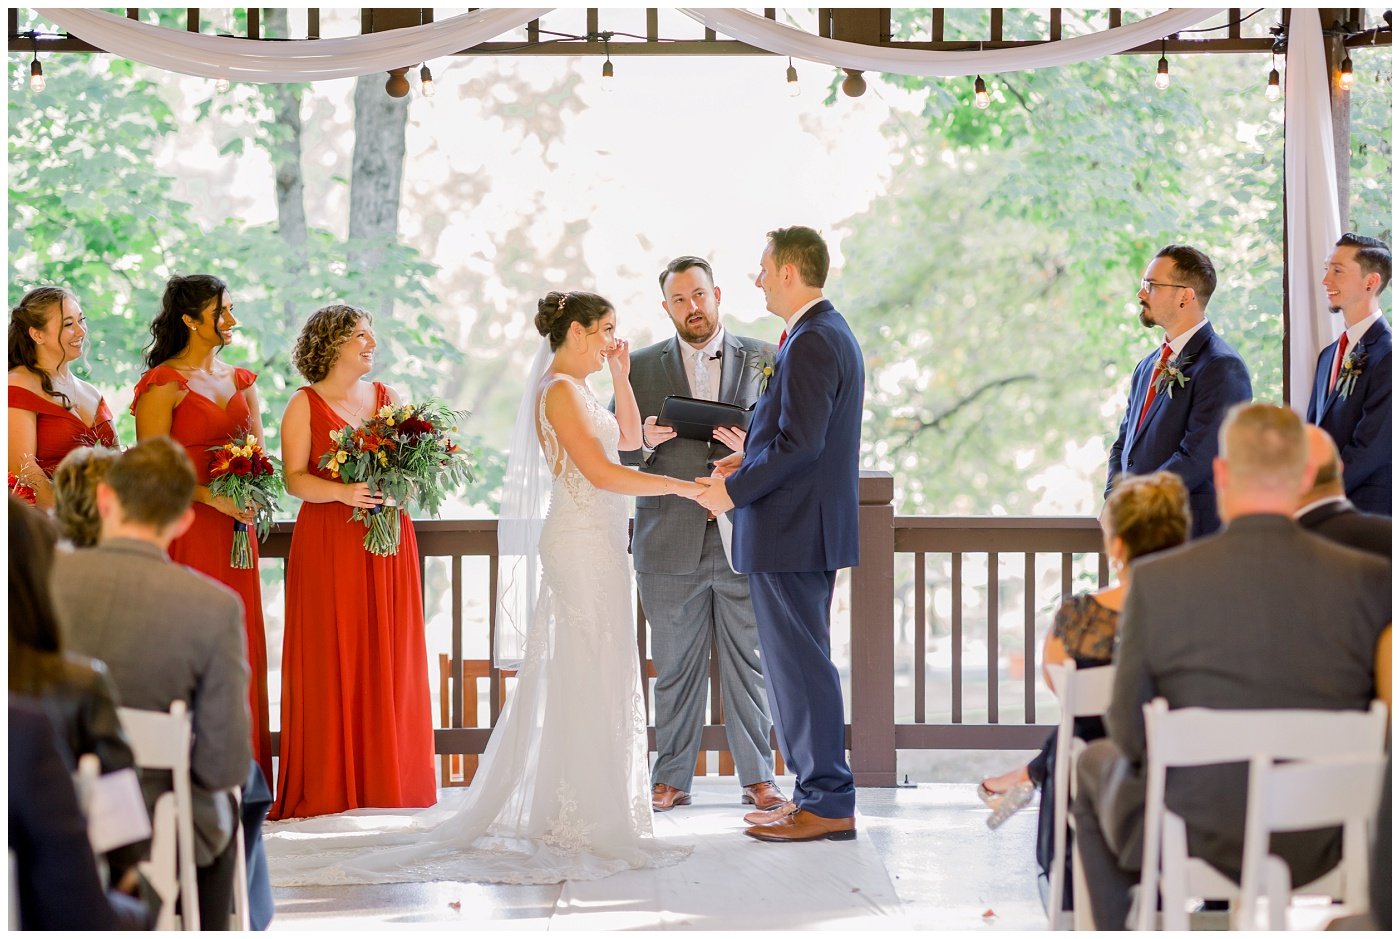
left=319, top=400, right=475, bottom=556
left=207, top=434, right=285, bottom=569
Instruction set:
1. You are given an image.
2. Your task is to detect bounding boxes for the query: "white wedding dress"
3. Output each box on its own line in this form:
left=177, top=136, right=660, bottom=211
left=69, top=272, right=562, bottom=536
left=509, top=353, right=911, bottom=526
left=266, top=374, right=690, bottom=885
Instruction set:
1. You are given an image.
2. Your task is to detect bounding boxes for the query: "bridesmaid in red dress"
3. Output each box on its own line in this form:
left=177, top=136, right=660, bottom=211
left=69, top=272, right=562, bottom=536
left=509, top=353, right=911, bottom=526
left=271, top=303, right=436, bottom=819
left=8, top=287, right=119, bottom=507
left=131, top=274, right=273, bottom=784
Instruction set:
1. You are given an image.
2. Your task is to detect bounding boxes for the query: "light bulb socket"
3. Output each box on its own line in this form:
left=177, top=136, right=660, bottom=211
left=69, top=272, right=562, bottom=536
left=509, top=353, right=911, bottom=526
left=974, top=75, right=987, bottom=95
left=29, top=58, right=44, bottom=92
left=1157, top=56, right=1169, bottom=76
left=786, top=63, right=798, bottom=84
left=1339, top=55, right=1354, bottom=90
left=602, top=59, right=614, bottom=79
left=420, top=64, right=434, bottom=97
left=1266, top=67, right=1281, bottom=99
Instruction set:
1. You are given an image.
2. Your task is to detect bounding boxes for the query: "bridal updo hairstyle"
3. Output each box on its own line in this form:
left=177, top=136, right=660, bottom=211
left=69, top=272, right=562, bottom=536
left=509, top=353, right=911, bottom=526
left=8, top=286, right=78, bottom=409
left=293, top=303, right=372, bottom=382
left=535, top=291, right=613, bottom=352
left=1103, top=471, right=1190, bottom=562
left=145, top=274, right=229, bottom=368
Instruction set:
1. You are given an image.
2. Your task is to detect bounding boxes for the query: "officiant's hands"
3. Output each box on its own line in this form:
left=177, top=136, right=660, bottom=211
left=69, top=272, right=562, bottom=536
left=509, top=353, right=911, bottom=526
left=693, top=476, right=735, bottom=513
left=711, top=425, right=746, bottom=455
left=641, top=415, right=677, bottom=449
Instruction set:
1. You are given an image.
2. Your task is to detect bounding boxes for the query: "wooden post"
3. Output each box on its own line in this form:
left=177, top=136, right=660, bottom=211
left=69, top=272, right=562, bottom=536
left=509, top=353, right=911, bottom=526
left=1320, top=8, right=1352, bottom=227
left=849, top=471, right=897, bottom=787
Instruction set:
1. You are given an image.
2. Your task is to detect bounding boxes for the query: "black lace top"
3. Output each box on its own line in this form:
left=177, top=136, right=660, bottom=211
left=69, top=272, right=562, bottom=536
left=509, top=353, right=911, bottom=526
left=1051, top=592, right=1119, bottom=667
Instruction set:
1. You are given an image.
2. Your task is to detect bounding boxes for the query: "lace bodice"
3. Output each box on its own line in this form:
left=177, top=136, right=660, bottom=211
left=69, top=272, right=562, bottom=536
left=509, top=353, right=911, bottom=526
left=537, top=375, right=626, bottom=525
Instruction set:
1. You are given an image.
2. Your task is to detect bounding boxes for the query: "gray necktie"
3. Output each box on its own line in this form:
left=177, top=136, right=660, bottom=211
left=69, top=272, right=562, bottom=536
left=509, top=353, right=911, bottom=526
left=693, top=349, right=713, bottom=400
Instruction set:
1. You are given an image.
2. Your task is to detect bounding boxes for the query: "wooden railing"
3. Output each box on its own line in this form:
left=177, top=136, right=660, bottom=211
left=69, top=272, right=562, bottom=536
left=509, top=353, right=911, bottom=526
left=259, top=471, right=1106, bottom=787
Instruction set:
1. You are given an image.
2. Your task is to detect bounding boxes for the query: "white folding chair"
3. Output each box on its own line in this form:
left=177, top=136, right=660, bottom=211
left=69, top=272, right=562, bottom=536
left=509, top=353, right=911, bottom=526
left=1136, top=699, right=1387, bottom=931
left=1043, top=660, right=1117, bottom=930
left=71, top=753, right=107, bottom=885
left=1235, top=752, right=1387, bottom=930
left=119, top=701, right=200, bottom=931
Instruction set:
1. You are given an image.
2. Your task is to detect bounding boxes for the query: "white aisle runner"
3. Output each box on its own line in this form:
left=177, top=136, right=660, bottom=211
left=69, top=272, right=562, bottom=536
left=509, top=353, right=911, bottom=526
left=552, top=778, right=907, bottom=930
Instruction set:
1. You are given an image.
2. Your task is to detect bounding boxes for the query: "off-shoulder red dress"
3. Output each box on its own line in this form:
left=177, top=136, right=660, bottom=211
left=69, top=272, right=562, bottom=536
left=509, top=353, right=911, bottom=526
left=131, top=365, right=272, bottom=782
left=8, top=384, right=119, bottom=476
left=270, top=383, right=436, bottom=819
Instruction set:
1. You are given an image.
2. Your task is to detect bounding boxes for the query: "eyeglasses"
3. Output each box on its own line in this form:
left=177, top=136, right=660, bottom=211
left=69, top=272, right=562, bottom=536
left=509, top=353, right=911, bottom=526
left=1140, top=279, right=1190, bottom=293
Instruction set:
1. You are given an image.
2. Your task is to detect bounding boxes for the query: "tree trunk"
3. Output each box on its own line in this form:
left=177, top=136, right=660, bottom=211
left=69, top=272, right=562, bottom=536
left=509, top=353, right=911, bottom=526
left=263, top=9, right=307, bottom=259
left=349, top=72, right=410, bottom=315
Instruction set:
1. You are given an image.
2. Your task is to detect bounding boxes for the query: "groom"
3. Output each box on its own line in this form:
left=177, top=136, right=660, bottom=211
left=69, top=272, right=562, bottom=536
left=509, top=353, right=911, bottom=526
left=696, top=226, right=864, bottom=843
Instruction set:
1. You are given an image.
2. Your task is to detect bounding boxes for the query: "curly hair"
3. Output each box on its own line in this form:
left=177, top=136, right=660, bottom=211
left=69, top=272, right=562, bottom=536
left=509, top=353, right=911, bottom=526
left=52, top=445, right=120, bottom=548
left=292, top=304, right=372, bottom=382
left=8, top=286, right=77, bottom=409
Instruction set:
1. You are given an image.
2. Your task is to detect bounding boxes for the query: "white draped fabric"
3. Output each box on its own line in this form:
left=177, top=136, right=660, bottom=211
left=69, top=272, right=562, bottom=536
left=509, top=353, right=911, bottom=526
left=1282, top=9, right=1343, bottom=412
left=34, top=7, right=549, bottom=83
left=677, top=8, right=1224, bottom=77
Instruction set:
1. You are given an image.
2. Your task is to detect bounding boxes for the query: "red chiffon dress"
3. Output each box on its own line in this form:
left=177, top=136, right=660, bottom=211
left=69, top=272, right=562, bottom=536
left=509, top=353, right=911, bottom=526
left=270, top=383, right=437, bottom=820
left=8, top=385, right=120, bottom=498
left=130, top=365, right=272, bottom=783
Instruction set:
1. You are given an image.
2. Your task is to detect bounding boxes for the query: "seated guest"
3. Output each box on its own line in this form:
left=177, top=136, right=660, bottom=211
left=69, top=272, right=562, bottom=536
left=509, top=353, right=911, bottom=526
left=976, top=473, right=1189, bottom=906
left=9, top=494, right=140, bottom=884
left=51, top=437, right=254, bottom=931
left=1296, top=425, right=1390, bottom=557
left=53, top=445, right=120, bottom=548
left=1073, top=402, right=1391, bottom=929
left=9, top=696, right=151, bottom=930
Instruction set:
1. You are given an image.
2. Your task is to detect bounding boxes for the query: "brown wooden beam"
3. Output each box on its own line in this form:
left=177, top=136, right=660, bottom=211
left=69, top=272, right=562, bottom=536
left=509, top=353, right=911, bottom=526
left=646, top=8, right=657, bottom=42
left=307, top=7, right=319, bottom=39
left=991, top=8, right=1003, bottom=43
left=247, top=7, right=258, bottom=39
left=931, top=8, right=944, bottom=42
left=1320, top=8, right=1352, bottom=227
left=1110, top=9, right=1121, bottom=29
left=186, top=8, right=198, bottom=32
left=1049, top=8, right=1061, bottom=42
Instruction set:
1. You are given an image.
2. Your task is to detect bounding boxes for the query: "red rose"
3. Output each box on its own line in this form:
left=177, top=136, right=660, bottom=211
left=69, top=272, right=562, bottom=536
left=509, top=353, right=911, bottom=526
left=229, top=455, right=253, bottom=476
left=399, top=417, right=433, bottom=438
left=253, top=455, right=274, bottom=476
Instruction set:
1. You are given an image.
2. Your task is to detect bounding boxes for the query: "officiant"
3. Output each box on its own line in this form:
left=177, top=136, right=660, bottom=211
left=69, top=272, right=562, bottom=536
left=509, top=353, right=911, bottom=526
left=618, top=255, right=785, bottom=814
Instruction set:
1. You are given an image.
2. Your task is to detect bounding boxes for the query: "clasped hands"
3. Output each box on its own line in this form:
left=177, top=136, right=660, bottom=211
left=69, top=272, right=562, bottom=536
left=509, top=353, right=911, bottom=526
left=644, top=417, right=743, bottom=514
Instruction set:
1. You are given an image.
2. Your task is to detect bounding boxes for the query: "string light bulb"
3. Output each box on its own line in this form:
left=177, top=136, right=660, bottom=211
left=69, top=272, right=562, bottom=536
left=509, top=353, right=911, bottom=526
left=29, top=56, right=44, bottom=93
left=1155, top=41, right=1170, bottom=91
left=214, top=77, right=230, bottom=93
left=601, top=39, right=614, bottom=91
left=420, top=64, right=434, bottom=98
left=1338, top=55, right=1354, bottom=91
left=973, top=75, right=990, bottom=110
left=1266, top=66, right=1281, bottom=101
left=786, top=58, right=800, bottom=97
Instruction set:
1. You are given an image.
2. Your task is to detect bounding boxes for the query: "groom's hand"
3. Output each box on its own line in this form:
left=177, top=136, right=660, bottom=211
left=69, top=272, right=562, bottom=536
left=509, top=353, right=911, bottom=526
left=711, top=452, right=742, bottom=478
left=694, top=477, right=735, bottom=513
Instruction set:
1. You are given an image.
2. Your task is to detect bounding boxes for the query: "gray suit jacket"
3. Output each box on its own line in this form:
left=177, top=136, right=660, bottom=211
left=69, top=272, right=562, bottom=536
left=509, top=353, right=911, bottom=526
left=621, top=330, right=775, bottom=574
left=52, top=538, right=252, bottom=865
left=1108, top=515, right=1390, bottom=881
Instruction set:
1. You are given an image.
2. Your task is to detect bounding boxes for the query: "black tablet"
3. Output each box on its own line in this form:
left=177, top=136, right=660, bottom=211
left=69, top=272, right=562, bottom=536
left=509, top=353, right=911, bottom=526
left=657, top=395, right=754, bottom=442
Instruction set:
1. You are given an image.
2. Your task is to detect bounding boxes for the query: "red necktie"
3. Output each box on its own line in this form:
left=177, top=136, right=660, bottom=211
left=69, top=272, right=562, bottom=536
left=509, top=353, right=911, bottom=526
left=1328, top=331, right=1350, bottom=394
left=1135, top=343, right=1173, bottom=431
left=778, top=330, right=788, bottom=351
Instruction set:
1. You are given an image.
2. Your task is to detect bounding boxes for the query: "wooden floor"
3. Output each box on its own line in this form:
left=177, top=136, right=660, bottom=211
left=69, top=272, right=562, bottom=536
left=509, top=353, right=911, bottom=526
left=269, top=779, right=1049, bottom=931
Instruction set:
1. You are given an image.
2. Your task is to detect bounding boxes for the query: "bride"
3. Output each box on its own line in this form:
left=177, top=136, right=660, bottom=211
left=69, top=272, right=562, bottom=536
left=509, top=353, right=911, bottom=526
left=267, top=291, right=702, bottom=885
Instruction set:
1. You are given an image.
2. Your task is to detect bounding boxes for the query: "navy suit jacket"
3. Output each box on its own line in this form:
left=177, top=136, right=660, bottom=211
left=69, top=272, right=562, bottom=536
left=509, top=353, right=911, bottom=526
left=1106, top=322, right=1252, bottom=537
left=726, top=300, right=864, bottom=573
left=1306, top=317, right=1392, bottom=516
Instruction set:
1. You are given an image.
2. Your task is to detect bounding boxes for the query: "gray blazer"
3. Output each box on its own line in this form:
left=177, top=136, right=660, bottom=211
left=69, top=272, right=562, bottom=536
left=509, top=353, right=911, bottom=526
left=52, top=538, right=252, bottom=865
left=622, top=331, right=775, bottom=575
left=1108, top=515, right=1390, bottom=881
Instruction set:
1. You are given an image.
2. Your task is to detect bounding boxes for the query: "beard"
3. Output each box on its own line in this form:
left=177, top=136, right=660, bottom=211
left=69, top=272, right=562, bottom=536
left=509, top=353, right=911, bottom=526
left=1138, top=306, right=1156, bottom=328
left=1328, top=303, right=1342, bottom=315
left=677, top=315, right=719, bottom=345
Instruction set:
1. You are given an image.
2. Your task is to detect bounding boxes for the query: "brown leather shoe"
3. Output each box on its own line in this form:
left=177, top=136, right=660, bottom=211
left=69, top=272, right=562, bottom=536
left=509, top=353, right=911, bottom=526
left=745, top=809, right=856, bottom=843
left=742, top=799, right=798, bottom=826
left=651, top=783, right=692, bottom=811
left=741, top=780, right=787, bottom=810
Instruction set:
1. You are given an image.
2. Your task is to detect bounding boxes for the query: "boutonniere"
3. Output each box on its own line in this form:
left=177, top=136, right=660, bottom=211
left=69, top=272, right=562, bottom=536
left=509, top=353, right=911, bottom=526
left=747, top=352, right=776, bottom=395
left=1152, top=352, right=1193, bottom=399
left=1336, top=348, right=1369, bottom=399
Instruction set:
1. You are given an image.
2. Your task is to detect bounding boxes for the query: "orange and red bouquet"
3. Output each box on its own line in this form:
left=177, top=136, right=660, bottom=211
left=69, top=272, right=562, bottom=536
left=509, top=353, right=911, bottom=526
left=207, top=433, right=285, bottom=568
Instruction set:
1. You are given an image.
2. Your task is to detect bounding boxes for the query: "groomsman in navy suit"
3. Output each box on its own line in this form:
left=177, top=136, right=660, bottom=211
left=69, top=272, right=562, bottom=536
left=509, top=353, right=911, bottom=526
left=1106, top=245, right=1252, bottom=537
left=695, top=226, right=863, bottom=843
left=1308, top=233, right=1391, bottom=515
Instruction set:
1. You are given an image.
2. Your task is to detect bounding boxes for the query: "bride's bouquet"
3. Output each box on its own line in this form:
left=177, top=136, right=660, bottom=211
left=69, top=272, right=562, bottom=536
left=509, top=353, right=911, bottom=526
left=320, top=400, right=474, bottom=557
left=207, top=434, right=285, bottom=569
